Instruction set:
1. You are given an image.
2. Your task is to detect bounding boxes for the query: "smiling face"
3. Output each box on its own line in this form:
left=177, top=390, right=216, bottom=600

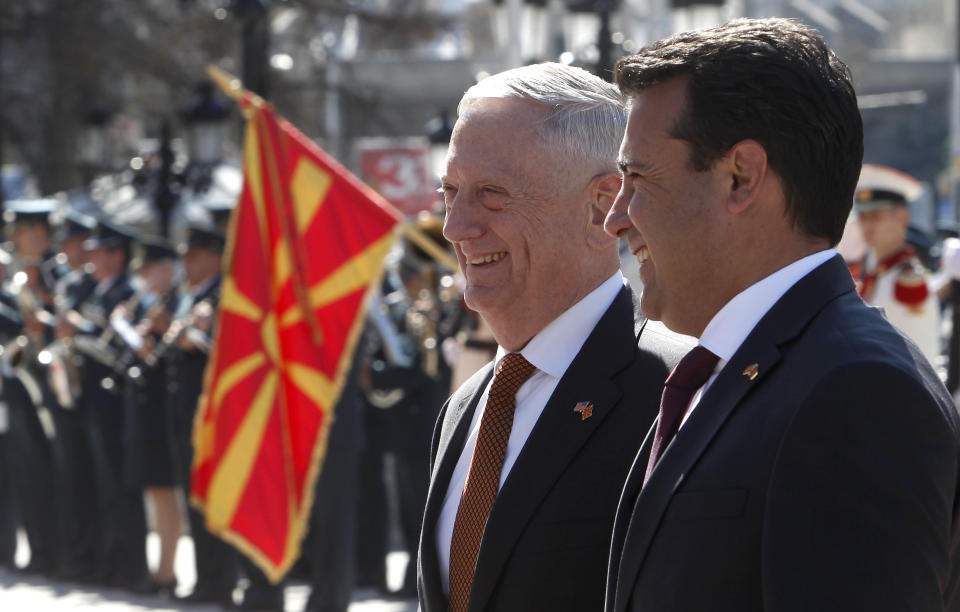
left=441, top=98, right=602, bottom=349
left=604, top=79, right=732, bottom=336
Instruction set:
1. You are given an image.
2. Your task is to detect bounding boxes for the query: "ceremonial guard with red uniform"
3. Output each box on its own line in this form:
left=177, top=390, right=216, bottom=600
left=854, top=164, right=940, bottom=365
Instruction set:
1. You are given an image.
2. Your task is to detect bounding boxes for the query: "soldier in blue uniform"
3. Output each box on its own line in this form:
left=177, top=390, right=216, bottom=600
left=0, top=199, right=68, bottom=575
left=56, top=220, right=147, bottom=587
left=0, top=245, right=18, bottom=569
left=162, top=225, right=237, bottom=604
left=357, top=218, right=459, bottom=598
left=118, top=235, right=183, bottom=595
left=46, top=208, right=101, bottom=581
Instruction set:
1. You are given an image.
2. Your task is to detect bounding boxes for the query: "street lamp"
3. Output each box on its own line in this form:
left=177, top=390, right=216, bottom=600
left=179, top=82, right=231, bottom=167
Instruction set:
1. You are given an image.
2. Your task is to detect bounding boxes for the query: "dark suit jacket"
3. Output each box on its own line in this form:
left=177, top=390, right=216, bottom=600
left=607, top=255, right=960, bottom=612
left=418, top=285, right=693, bottom=612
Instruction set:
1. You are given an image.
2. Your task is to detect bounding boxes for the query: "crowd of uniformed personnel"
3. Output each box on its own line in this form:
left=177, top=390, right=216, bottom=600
left=0, top=198, right=234, bottom=597
left=0, top=200, right=481, bottom=611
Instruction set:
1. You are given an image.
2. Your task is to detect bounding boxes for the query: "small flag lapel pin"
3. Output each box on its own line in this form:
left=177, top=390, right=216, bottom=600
left=573, top=401, right=594, bottom=421
left=742, top=363, right=759, bottom=380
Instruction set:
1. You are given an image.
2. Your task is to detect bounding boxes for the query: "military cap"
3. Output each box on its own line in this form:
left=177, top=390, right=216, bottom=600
left=3, top=199, right=57, bottom=226
left=179, top=225, right=226, bottom=255
left=204, top=199, right=236, bottom=234
left=57, top=209, right=97, bottom=240
left=83, top=219, right=137, bottom=251
left=136, top=235, right=178, bottom=263
left=854, top=164, right=924, bottom=212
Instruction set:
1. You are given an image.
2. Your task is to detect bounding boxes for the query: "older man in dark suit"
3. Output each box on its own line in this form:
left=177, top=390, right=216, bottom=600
left=417, top=62, right=692, bottom=612
left=603, top=18, right=960, bottom=611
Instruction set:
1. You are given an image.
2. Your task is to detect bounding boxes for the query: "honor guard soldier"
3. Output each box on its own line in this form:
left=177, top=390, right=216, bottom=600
left=0, top=246, right=13, bottom=570
left=118, top=235, right=183, bottom=595
left=357, top=212, right=460, bottom=598
left=57, top=219, right=149, bottom=587
left=854, top=164, right=940, bottom=364
left=0, top=199, right=66, bottom=575
left=52, top=209, right=97, bottom=308
left=163, top=225, right=285, bottom=610
left=46, top=208, right=102, bottom=581
left=164, top=225, right=237, bottom=605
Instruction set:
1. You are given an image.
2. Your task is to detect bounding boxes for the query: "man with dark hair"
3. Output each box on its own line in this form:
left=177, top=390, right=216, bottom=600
left=604, top=18, right=960, bottom=611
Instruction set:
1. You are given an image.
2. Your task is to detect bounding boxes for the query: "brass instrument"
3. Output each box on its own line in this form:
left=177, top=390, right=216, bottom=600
left=133, top=297, right=216, bottom=373
left=42, top=289, right=145, bottom=404
left=1, top=265, right=55, bottom=407
left=39, top=335, right=82, bottom=409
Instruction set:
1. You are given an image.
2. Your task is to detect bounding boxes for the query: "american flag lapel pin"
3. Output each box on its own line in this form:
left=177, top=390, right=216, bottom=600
left=573, top=401, right=594, bottom=421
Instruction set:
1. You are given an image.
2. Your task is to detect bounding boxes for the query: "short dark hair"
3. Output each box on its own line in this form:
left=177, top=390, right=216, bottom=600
left=615, top=18, right=863, bottom=245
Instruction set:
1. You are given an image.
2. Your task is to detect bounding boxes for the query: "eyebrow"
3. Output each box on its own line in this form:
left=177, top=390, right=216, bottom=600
left=618, top=157, right=653, bottom=174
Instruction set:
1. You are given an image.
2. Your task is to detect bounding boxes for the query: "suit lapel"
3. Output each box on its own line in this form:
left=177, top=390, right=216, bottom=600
left=468, top=288, right=639, bottom=611
left=611, top=255, right=856, bottom=612
left=419, top=363, right=493, bottom=612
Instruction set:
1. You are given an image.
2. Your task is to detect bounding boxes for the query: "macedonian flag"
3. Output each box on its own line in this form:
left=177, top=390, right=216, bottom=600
left=190, top=81, right=402, bottom=581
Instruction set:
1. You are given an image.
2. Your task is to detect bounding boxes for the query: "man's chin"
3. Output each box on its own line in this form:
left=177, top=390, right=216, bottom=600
left=463, top=287, right=509, bottom=317
left=639, top=291, right=664, bottom=323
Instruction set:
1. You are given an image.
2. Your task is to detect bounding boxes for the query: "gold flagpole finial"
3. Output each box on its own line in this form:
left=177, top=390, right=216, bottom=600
left=206, top=65, right=248, bottom=104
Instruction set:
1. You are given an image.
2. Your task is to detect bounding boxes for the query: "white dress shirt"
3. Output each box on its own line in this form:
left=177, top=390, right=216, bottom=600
left=435, top=271, right=624, bottom=594
left=682, top=249, right=837, bottom=425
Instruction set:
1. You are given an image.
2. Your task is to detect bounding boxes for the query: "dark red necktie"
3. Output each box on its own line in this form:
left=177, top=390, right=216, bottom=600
left=644, top=345, right=719, bottom=484
left=448, top=352, right=536, bottom=612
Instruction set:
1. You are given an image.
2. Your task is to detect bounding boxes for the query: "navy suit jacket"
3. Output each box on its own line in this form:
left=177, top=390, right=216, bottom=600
left=418, top=285, right=693, bottom=612
left=607, top=255, right=960, bottom=611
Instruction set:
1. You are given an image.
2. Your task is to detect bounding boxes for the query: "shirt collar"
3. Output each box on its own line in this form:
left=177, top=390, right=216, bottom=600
left=94, top=274, right=118, bottom=296
left=494, top=271, right=624, bottom=379
left=190, top=274, right=218, bottom=298
left=699, top=249, right=836, bottom=363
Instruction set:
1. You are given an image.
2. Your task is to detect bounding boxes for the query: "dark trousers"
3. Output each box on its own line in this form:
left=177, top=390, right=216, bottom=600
left=356, top=443, right=389, bottom=590
left=393, top=447, right=430, bottom=591
left=4, top=377, right=60, bottom=571
left=305, top=390, right=361, bottom=612
left=84, top=390, right=148, bottom=583
left=0, top=433, right=17, bottom=567
left=174, top=428, right=237, bottom=598
left=49, top=405, right=101, bottom=574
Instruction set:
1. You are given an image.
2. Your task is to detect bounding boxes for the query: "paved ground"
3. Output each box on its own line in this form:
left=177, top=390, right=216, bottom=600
left=0, top=534, right=417, bottom=611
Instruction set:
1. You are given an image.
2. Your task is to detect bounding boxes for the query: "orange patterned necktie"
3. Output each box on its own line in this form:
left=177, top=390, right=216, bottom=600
left=448, top=352, right=537, bottom=612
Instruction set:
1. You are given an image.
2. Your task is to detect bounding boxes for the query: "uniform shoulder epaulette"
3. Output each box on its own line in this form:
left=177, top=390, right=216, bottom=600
left=893, top=259, right=929, bottom=309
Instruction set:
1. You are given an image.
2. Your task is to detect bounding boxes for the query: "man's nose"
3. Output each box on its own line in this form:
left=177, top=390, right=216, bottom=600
left=443, top=195, right=484, bottom=243
left=604, top=190, right=633, bottom=238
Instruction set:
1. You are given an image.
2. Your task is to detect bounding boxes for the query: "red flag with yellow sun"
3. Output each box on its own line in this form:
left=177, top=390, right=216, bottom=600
left=190, top=85, right=402, bottom=582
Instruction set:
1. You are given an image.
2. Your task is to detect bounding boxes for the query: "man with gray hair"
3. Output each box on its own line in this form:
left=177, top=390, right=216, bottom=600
left=417, top=62, right=692, bottom=612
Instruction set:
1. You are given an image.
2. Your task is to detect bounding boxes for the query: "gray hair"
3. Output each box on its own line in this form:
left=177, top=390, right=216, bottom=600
left=459, top=63, right=626, bottom=173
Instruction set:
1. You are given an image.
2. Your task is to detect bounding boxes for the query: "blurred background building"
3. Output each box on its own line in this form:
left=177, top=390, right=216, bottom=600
left=2, top=0, right=958, bottom=233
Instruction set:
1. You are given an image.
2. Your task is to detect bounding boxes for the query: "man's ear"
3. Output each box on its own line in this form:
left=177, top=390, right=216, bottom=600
left=725, top=140, right=767, bottom=215
left=587, top=172, right=622, bottom=249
